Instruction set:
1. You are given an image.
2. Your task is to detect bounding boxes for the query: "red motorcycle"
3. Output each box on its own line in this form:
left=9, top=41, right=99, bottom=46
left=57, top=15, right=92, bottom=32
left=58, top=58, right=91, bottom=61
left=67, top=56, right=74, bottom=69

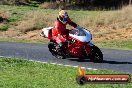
left=40, top=26, right=103, bottom=63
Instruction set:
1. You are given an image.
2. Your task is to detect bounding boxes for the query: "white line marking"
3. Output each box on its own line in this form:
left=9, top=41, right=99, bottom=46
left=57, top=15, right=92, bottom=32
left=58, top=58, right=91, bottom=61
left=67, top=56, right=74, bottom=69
left=72, top=66, right=79, bottom=68
left=64, top=65, right=71, bottom=67
left=87, top=68, right=92, bottom=70
left=58, top=64, right=63, bottom=65
left=0, top=56, right=11, bottom=58
left=0, top=56, right=3, bottom=57
left=50, top=63, right=57, bottom=65
left=28, top=60, right=48, bottom=64
left=0, top=56, right=98, bottom=70
left=93, top=69, right=98, bottom=70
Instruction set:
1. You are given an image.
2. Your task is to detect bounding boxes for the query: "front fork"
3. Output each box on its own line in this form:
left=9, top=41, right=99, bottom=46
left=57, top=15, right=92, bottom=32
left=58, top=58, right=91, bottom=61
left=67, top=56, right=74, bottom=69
left=85, top=41, right=94, bottom=55
left=88, top=41, right=94, bottom=47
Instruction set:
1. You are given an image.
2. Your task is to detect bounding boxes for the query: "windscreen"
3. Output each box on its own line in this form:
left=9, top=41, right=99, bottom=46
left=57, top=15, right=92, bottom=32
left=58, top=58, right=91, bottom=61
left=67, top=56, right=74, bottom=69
left=70, top=28, right=86, bottom=36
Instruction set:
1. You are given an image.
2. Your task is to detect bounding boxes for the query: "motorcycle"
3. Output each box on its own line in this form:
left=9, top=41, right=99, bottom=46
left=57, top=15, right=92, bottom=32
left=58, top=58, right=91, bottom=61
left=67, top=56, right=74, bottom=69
left=40, top=26, right=103, bottom=63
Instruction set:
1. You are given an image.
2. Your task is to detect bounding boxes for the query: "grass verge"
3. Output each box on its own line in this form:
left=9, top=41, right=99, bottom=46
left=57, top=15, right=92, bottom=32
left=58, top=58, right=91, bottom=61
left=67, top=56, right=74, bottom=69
left=0, top=57, right=132, bottom=88
left=95, top=39, right=132, bottom=50
left=0, top=37, right=48, bottom=44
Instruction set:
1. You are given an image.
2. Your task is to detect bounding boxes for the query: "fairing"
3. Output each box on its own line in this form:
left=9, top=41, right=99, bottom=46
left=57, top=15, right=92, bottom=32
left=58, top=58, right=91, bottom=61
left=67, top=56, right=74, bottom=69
left=69, top=27, right=92, bottom=42
left=42, top=26, right=92, bottom=43
left=42, top=27, right=53, bottom=38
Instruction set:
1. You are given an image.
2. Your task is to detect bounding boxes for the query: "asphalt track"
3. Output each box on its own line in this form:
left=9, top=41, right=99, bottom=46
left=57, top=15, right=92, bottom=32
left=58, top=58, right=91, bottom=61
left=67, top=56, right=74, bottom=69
left=0, top=42, right=132, bottom=73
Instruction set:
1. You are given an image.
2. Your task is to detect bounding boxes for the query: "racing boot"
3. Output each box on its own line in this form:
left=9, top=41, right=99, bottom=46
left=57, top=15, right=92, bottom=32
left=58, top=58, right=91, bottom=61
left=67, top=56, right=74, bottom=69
left=57, top=42, right=68, bottom=54
left=55, top=42, right=66, bottom=59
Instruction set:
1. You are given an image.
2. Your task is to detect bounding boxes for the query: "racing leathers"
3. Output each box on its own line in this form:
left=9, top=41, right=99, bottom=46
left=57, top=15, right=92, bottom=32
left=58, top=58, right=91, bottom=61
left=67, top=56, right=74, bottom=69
left=52, top=18, right=77, bottom=46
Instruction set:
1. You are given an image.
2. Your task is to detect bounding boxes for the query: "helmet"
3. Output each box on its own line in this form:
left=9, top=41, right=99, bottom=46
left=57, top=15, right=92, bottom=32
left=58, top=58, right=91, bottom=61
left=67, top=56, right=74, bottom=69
left=58, top=10, right=69, bottom=24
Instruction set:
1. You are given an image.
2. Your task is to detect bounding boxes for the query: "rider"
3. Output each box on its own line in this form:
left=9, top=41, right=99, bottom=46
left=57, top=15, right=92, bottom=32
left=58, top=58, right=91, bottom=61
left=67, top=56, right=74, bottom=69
left=52, top=9, right=78, bottom=49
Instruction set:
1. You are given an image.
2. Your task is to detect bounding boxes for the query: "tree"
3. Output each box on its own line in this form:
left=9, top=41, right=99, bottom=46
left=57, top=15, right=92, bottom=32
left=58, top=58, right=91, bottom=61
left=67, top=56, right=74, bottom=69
left=129, top=0, right=132, bottom=5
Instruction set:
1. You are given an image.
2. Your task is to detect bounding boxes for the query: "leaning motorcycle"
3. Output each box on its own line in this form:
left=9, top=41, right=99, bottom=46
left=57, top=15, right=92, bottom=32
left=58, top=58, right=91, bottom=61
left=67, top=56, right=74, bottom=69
left=40, top=26, right=103, bottom=63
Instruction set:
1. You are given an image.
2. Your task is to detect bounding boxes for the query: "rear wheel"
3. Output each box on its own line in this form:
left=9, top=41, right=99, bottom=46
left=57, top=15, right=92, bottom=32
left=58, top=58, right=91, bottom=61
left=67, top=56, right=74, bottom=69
left=48, top=41, right=66, bottom=59
left=90, top=45, right=103, bottom=63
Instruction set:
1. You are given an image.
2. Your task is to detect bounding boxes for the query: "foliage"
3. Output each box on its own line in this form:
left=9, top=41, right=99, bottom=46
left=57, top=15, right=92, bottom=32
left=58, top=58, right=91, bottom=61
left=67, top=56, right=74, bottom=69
left=7, top=16, right=20, bottom=22
left=0, top=0, right=131, bottom=9
left=95, top=39, right=132, bottom=50
left=0, top=24, right=9, bottom=31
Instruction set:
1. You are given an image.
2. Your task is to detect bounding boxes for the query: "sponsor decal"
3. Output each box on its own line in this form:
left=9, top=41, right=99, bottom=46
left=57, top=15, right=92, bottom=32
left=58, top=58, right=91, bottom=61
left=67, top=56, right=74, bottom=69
left=76, top=66, right=131, bottom=85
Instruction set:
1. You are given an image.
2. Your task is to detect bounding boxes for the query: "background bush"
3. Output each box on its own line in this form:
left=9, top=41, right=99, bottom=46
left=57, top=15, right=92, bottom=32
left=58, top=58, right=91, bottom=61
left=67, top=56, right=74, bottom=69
left=0, top=0, right=131, bottom=10
left=0, top=24, right=9, bottom=31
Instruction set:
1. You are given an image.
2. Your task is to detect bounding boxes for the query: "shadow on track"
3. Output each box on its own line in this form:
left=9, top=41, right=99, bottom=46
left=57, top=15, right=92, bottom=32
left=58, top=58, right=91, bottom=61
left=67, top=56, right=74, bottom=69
left=68, top=58, right=132, bottom=64
left=102, top=60, right=132, bottom=64
left=68, top=58, right=90, bottom=62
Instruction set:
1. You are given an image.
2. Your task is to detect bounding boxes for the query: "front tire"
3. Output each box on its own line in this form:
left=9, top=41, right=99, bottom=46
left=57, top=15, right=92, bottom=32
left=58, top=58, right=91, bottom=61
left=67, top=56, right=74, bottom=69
left=90, top=45, right=103, bottom=63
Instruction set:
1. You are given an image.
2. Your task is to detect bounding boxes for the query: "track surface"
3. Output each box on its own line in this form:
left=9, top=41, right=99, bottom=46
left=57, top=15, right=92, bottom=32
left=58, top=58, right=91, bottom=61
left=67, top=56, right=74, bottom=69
left=0, top=42, right=132, bottom=73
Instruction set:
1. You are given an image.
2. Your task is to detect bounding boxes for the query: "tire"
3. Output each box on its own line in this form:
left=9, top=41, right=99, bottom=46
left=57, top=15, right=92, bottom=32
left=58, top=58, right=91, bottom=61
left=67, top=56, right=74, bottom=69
left=48, top=41, right=66, bottom=59
left=76, top=76, right=87, bottom=85
left=90, top=45, right=103, bottom=63
left=48, top=41, right=57, bottom=56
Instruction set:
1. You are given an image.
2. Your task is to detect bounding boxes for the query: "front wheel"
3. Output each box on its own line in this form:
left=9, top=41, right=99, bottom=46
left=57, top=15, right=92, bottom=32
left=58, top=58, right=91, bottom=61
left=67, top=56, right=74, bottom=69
left=90, top=45, right=103, bottom=63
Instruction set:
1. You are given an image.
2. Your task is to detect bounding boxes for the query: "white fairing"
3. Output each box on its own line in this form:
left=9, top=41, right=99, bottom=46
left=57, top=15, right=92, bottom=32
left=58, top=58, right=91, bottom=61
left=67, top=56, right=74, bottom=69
left=42, top=27, right=53, bottom=37
left=42, top=26, right=92, bottom=42
left=69, top=26, right=92, bottom=42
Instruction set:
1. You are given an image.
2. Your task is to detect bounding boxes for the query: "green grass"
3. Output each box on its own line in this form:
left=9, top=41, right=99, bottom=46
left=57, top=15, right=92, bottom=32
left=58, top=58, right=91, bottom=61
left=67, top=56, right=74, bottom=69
left=95, top=39, right=132, bottom=50
left=7, top=15, right=21, bottom=22
left=0, top=5, right=98, bottom=33
left=0, top=37, right=48, bottom=44
left=0, top=57, right=132, bottom=88
left=0, top=24, right=9, bottom=31
left=0, top=5, right=98, bottom=24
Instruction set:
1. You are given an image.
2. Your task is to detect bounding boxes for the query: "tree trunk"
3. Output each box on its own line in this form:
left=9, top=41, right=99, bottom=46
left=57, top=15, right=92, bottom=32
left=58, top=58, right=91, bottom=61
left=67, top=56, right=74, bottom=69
left=129, top=0, right=132, bottom=5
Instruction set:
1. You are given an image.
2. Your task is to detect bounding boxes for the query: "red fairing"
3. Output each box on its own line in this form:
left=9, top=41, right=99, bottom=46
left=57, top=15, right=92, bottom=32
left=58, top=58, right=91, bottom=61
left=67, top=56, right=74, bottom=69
left=68, top=41, right=85, bottom=57
left=52, top=18, right=77, bottom=44
left=84, top=43, right=91, bottom=55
